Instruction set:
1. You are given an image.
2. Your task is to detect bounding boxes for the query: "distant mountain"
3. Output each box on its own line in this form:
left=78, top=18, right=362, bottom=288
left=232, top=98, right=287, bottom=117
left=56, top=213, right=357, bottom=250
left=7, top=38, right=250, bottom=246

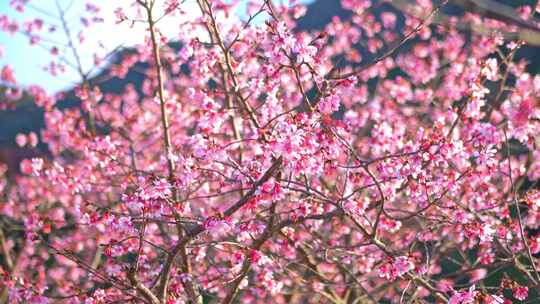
left=0, top=88, right=43, bottom=147
left=0, top=1, right=348, bottom=159
left=296, top=0, right=351, bottom=30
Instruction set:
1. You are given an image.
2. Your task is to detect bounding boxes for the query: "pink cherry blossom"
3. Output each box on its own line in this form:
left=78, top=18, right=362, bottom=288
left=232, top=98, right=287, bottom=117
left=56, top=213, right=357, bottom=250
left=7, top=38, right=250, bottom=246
left=513, top=286, right=528, bottom=301
left=1, top=0, right=540, bottom=303
left=15, top=133, right=27, bottom=147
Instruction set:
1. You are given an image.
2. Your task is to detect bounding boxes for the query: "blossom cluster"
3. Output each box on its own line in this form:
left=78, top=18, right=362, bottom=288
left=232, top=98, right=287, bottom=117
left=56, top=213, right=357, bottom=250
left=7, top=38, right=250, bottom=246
left=1, top=0, right=540, bottom=303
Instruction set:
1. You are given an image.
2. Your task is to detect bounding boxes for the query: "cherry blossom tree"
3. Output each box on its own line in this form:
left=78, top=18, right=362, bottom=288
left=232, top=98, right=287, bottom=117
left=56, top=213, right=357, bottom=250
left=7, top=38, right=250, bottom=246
left=1, top=0, right=540, bottom=303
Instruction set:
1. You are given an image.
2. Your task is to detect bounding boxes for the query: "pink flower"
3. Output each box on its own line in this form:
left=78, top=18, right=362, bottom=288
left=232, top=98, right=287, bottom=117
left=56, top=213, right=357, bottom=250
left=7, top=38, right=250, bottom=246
left=481, top=58, right=498, bottom=81
left=513, top=286, right=528, bottom=301
left=1, top=65, right=16, bottom=84
left=28, top=132, right=38, bottom=147
left=204, top=217, right=232, bottom=236
left=151, top=178, right=172, bottom=199
left=381, top=12, right=397, bottom=29
left=318, top=93, right=340, bottom=114
left=485, top=295, right=505, bottom=304
left=448, top=285, right=477, bottom=304
left=511, top=98, right=534, bottom=127
left=378, top=256, right=414, bottom=281
left=20, top=158, right=43, bottom=176
left=291, top=5, right=307, bottom=19
left=342, top=199, right=368, bottom=217
left=15, top=133, right=27, bottom=147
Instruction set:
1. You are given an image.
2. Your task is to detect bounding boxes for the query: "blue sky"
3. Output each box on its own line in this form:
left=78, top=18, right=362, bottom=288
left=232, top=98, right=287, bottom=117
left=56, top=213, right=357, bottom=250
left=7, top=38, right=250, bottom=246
left=0, top=0, right=313, bottom=93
